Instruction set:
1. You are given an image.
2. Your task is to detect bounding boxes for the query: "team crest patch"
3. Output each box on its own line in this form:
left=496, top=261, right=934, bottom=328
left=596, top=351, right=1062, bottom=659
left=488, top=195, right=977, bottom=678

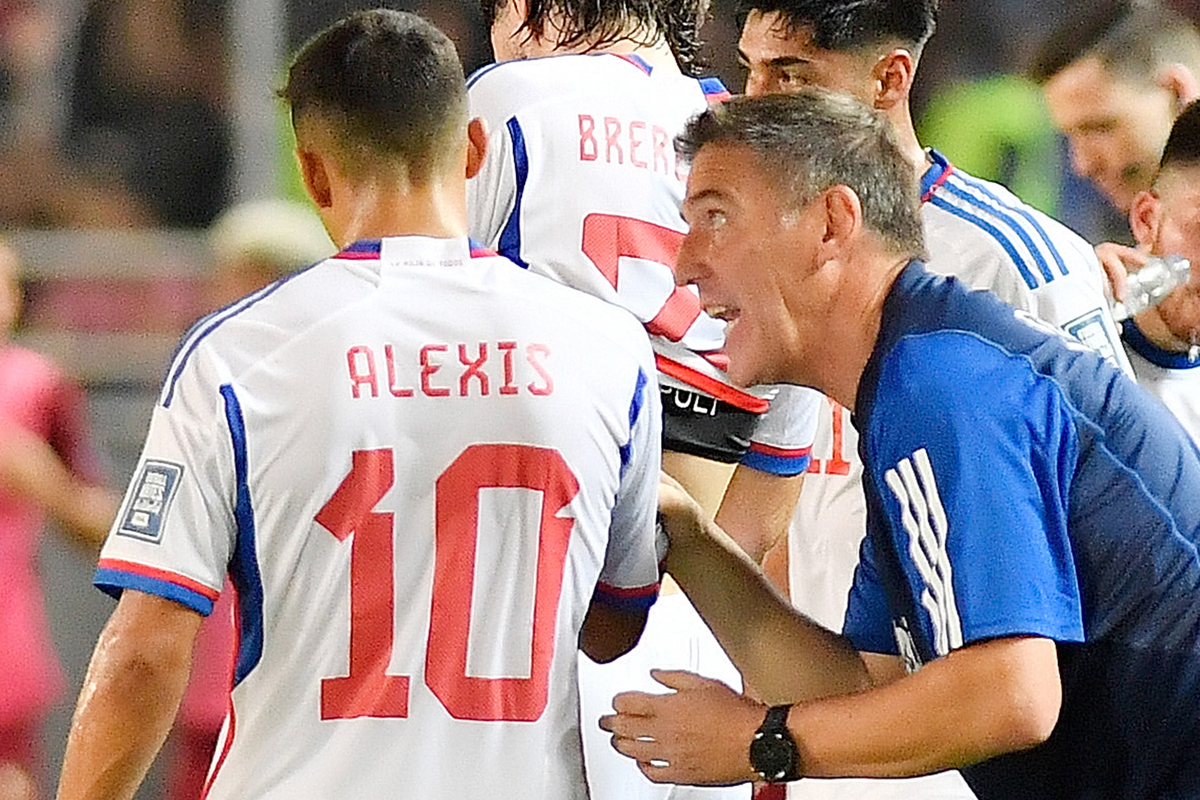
left=117, top=460, right=184, bottom=543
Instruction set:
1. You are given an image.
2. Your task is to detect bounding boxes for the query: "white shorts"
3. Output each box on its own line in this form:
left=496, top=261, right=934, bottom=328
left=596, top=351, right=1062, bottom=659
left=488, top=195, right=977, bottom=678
left=578, top=591, right=751, bottom=800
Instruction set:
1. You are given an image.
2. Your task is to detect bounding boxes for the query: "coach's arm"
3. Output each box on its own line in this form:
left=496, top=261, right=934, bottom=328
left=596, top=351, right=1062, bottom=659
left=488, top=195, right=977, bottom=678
left=596, top=475, right=1061, bottom=783
left=56, top=590, right=202, bottom=800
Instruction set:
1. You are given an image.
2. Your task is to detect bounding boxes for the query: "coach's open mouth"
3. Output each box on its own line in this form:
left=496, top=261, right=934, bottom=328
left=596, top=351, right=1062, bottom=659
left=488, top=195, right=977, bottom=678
left=705, top=304, right=739, bottom=326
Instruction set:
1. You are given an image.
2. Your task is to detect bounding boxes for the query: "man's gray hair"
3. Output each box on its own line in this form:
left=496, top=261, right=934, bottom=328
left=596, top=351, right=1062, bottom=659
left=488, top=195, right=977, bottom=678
left=677, top=90, right=925, bottom=259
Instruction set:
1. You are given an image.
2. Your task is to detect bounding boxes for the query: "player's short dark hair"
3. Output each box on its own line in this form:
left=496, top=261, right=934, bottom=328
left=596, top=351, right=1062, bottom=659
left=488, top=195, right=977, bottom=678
left=736, top=0, right=938, bottom=55
left=677, top=91, right=924, bottom=258
left=281, top=9, right=466, bottom=181
left=1160, top=99, right=1200, bottom=173
left=1030, top=1, right=1200, bottom=84
left=479, top=0, right=706, bottom=77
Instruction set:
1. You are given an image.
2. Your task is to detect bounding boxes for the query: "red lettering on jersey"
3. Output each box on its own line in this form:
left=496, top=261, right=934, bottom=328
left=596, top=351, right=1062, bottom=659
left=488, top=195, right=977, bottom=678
left=347, top=346, right=379, bottom=399
left=629, top=121, right=647, bottom=169
left=579, top=115, right=597, bottom=162
left=826, top=399, right=851, bottom=475
left=458, top=343, right=489, bottom=396
left=383, top=345, right=414, bottom=397
left=420, top=345, right=451, bottom=397
left=604, top=117, right=624, bottom=164
left=526, top=344, right=554, bottom=396
left=807, top=397, right=852, bottom=475
left=652, top=126, right=670, bottom=175
left=497, top=341, right=519, bottom=395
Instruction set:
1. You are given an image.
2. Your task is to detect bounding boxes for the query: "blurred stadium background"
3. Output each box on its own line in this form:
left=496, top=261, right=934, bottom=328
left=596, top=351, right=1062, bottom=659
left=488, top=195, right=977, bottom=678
left=5, top=1, right=1197, bottom=797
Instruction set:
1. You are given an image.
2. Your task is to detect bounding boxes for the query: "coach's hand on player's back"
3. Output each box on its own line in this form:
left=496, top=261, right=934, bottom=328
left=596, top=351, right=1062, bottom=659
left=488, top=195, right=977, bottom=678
left=599, top=669, right=764, bottom=786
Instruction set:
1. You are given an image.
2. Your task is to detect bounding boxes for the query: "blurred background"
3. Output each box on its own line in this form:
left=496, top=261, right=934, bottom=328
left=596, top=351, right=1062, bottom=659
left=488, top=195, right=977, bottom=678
left=3, top=0, right=1197, bottom=798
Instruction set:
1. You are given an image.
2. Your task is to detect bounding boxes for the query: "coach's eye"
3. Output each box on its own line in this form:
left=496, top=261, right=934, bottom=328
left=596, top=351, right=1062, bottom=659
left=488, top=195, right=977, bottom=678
left=706, top=209, right=728, bottom=229
left=779, top=68, right=806, bottom=87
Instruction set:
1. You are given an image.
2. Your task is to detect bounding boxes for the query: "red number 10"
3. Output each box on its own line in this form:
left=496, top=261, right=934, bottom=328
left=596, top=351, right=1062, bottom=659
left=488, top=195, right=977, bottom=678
left=315, top=443, right=579, bottom=722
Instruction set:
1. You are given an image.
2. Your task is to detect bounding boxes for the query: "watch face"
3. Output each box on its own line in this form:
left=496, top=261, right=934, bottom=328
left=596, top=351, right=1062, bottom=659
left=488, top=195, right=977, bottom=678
left=750, top=730, right=797, bottom=782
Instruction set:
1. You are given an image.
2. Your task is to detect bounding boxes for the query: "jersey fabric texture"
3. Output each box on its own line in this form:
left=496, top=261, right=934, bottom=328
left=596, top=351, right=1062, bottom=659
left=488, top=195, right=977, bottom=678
left=1122, top=320, right=1200, bottom=443
left=920, top=149, right=1131, bottom=374
left=845, top=261, right=1200, bottom=800
left=95, top=236, right=663, bottom=800
left=466, top=53, right=818, bottom=476
left=0, top=344, right=102, bottom=729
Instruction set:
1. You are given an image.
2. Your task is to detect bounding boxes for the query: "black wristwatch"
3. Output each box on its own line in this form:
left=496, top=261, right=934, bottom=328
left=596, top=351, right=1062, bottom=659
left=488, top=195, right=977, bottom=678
left=749, top=704, right=802, bottom=783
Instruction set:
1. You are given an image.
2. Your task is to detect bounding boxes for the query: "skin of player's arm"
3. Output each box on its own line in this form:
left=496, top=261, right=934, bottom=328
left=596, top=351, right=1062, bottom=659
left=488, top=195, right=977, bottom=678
left=604, top=635, right=1062, bottom=784
left=580, top=601, right=651, bottom=663
left=713, top=465, right=804, bottom=565
left=0, top=426, right=117, bottom=550
left=56, top=590, right=204, bottom=800
left=658, top=473, right=868, bottom=704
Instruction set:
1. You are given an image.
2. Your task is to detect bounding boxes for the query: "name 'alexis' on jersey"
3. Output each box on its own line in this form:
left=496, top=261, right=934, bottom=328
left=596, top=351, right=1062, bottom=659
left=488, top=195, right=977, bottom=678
left=345, top=340, right=554, bottom=399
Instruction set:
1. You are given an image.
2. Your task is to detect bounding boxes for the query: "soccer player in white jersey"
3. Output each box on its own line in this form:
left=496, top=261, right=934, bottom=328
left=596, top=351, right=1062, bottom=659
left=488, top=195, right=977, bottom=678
left=55, top=12, right=663, bottom=800
left=1101, top=99, right=1200, bottom=442
left=738, top=1, right=1132, bottom=797
left=467, top=2, right=821, bottom=800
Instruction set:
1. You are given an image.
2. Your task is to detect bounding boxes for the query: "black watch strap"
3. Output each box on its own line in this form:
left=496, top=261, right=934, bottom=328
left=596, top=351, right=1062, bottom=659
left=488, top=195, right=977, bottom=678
left=750, top=704, right=802, bottom=783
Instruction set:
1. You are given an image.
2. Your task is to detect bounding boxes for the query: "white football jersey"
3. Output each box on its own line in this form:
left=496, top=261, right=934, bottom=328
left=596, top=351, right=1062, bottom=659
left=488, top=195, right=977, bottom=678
left=1122, top=321, right=1200, bottom=444
left=785, top=154, right=1126, bottom=800
left=96, top=236, right=663, bottom=800
left=467, top=53, right=819, bottom=470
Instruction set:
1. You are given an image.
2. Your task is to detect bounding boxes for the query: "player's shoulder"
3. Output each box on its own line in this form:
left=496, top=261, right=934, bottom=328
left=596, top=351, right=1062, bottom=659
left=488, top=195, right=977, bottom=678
left=469, top=245, right=654, bottom=357
left=159, top=250, right=371, bottom=394
left=467, top=53, right=711, bottom=115
left=922, top=152, right=1099, bottom=290
left=468, top=54, right=622, bottom=101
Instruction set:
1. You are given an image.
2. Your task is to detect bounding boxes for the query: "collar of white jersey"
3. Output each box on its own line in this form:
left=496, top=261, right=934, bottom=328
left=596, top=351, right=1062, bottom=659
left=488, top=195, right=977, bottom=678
left=1121, top=318, right=1200, bottom=370
left=333, top=236, right=495, bottom=269
left=920, top=148, right=954, bottom=204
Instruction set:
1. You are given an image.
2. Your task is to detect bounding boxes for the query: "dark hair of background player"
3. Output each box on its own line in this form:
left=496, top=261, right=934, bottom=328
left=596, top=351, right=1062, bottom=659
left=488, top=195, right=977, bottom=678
left=677, top=90, right=926, bottom=258
left=1030, top=0, right=1200, bottom=84
left=280, top=9, right=467, bottom=182
left=734, top=0, right=938, bottom=55
left=478, top=0, right=707, bottom=77
left=1160, top=98, right=1200, bottom=171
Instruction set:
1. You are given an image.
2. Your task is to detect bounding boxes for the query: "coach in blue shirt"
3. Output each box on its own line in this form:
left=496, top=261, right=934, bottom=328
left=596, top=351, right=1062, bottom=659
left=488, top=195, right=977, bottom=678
left=599, top=90, right=1200, bottom=800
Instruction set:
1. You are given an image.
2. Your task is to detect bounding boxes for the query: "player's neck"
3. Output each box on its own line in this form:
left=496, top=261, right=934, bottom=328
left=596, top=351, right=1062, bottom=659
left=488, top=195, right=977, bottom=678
left=1134, top=305, right=1199, bottom=355
left=526, top=34, right=680, bottom=74
left=887, top=104, right=928, bottom=183
left=586, top=38, right=680, bottom=73
left=332, top=179, right=467, bottom=247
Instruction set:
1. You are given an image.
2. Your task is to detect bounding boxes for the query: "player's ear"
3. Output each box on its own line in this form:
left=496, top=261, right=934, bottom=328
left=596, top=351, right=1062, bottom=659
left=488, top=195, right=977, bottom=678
left=1157, top=63, right=1200, bottom=110
left=1129, top=190, right=1163, bottom=248
left=465, top=118, right=489, bottom=180
left=872, top=48, right=915, bottom=111
left=297, top=148, right=333, bottom=210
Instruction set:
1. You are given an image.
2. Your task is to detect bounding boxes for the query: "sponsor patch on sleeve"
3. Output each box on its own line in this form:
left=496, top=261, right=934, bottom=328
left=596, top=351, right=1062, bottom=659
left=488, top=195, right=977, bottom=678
left=1065, top=309, right=1120, bottom=366
left=117, top=460, right=184, bottom=543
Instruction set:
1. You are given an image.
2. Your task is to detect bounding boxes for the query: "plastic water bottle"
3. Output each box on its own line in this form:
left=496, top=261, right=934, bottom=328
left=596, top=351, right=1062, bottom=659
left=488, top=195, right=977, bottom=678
left=1110, top=255, right=1191, bottom=321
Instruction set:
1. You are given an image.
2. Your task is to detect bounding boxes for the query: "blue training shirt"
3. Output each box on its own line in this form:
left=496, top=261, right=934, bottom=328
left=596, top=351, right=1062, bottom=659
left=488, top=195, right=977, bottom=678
left=844, top=261, right=1200, bottom=800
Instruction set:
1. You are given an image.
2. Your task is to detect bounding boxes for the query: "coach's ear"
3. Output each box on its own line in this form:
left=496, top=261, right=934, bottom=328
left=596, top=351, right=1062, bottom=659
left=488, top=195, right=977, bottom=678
left=466, top=118, right=489, bottom=180
left=297, top=148, right=333, bottom=209
left=816, top=184, right=863, bottom=265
